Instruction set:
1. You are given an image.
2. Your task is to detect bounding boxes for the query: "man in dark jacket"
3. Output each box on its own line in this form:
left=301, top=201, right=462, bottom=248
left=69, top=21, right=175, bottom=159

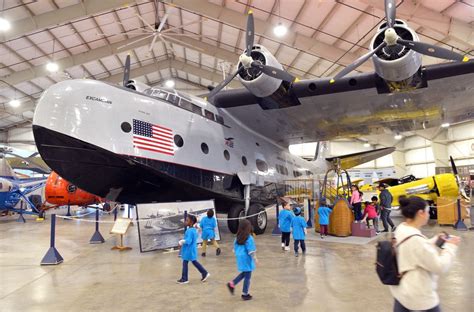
left=379, top=183, right=396, bottom=232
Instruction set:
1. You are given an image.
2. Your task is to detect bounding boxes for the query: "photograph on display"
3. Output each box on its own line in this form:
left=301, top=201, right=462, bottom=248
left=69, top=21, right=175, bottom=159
left=136, top=199, right=219, bottom=252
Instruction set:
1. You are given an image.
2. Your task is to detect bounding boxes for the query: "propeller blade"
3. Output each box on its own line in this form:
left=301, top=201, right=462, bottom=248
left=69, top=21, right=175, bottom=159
left=397, top=39, right=469, bottom=62
left=385, top=0, right=396, bottom=28
left=123, top=54, right=131, bottom=87
left=250, top=62, right=295, bottom=82
left=157, top=13, right=168, bottom=32
left=331, top=42, right=387, bottom=83
left=246, top=11, right=254, bottom=57
left=449, top=156, right=458, bottom=175
left=208, top=66, right=243, bottom=99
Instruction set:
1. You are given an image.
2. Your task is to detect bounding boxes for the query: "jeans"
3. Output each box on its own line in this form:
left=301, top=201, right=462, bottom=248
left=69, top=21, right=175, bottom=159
left=352, top=202, right=362, bottom=221
left=233, top=271, right=252, bottom=295
left=181, top=260, right=208, bottom=281
left=381, top=209, right=395, bottom=231
left=320, top=224, right=329, bottom=236
left=202, top=239, right=219, bottom=253
left=294, top=239, right=306, bottom=253
left=366, top=217, right=379, bottom=232
left=281, top=232, right=290, bottom=246
left=394, top=299, right=441, bottom=312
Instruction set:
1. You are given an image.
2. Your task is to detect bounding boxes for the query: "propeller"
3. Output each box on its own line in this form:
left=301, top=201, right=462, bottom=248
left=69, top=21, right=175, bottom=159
left=123, top=54, right=131, bottom=87
left=208, top=10, right=295, bottom=99
left=330, top=0, right=469, bottom=83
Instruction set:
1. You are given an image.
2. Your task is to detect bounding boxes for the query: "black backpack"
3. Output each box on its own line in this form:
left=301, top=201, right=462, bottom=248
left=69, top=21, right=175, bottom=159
left=375, top=235, right=421, bottom=285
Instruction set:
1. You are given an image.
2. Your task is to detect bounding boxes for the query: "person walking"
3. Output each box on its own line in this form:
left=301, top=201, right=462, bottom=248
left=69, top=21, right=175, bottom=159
left=379, top=183, right=396, bottom=232
left=278, top=198, right=294, bottom=251
left=390, top=196, right=460, bottom=311
left=200, top=209, right=221, bottom=257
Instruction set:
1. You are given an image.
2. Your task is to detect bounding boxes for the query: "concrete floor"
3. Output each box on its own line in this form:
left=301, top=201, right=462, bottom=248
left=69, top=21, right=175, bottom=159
left=1, top=208, right=473, bottom=312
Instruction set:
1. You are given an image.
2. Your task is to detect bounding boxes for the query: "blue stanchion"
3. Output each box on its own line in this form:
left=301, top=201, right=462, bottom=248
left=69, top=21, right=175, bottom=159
left=90, top=209, right=105, bottom=244
left=16, top=201, right=26, bottom=223
left=41, top=214, right=63, bottom=265
left=306, top=201, right=313, bottom=228
left=272, top=203, right=282, bottom=236
left=454, top=198, right=468, bottom=231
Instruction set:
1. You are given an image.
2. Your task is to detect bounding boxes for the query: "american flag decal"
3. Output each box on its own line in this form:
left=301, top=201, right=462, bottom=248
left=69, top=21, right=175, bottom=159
left=133, top=119, right=174, bottom=156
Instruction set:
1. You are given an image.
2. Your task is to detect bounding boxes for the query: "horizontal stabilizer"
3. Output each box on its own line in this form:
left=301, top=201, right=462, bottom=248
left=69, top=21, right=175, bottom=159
left=326, top=147, right=395, bottom=170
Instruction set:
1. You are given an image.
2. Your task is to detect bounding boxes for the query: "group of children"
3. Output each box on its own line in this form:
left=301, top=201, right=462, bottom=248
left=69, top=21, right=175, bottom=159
left=175, top=195, right=382, bottom=301
left=177, top=209, right=257, bottom=301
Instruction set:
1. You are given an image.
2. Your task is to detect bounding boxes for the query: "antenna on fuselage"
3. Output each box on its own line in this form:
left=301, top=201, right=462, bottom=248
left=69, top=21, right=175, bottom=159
left=123, top=54, right=131, bottom=87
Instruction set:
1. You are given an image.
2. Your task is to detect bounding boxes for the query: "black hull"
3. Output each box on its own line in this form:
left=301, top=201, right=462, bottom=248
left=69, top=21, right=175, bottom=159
left=33, top=126, right=275, bottom=210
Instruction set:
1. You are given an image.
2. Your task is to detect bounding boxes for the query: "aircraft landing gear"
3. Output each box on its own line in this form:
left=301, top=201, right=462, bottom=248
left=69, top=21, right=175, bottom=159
left=247, top=203, right=267, bottom=235
left=227, top=203, right=245, bottom=234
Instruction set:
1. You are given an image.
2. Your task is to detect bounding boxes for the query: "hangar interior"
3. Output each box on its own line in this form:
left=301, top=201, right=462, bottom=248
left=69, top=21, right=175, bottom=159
left=0, top=1, right=473, bottom=311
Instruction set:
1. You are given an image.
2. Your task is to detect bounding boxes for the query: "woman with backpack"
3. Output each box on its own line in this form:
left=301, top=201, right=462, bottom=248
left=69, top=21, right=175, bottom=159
left=390, top=196, right=460, bottom=311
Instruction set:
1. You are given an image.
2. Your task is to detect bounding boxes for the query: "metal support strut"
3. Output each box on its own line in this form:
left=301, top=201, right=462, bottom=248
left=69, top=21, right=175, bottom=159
left=41, top=214, right=63, bottom=265
left=244, top=185, right=251, bottom=215
left=90, top=209, right=105, bottom=244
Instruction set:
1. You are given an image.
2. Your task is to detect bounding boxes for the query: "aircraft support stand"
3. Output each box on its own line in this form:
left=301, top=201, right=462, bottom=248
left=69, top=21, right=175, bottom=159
left=244, top=185, right=251, bottom=215
left=111, top=234, right=132, bottom=251
left=272, top=200, right=282, bottom=236
left=66, top=204, right=72, bottom=217
left=454, top=198, right=468, bottom=231
left=114, top=206, right=118, bottom=221
left=41, top=214, right=64, bottom=265
left=90, top=209, right=105, bottom=244
left=16, top=202, right=25, bottom=223
left=306, top=199, right=313, bottom=228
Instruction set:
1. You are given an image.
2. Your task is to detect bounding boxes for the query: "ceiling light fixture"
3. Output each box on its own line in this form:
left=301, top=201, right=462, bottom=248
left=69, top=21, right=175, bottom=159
left=0, top=17, right=10, bottom=32
left=46, top=62, right=59, bottom=72
left=9, top=99, right=20, bottom=107
left=394, top=134, right=403, bottom=140
left=363, top=143, right=371, bottom=147
left=273, top=22, right=287, bottom=37
left=165, top=80, right=175, bottom=88
left=441, top=122, right=450, bottom=128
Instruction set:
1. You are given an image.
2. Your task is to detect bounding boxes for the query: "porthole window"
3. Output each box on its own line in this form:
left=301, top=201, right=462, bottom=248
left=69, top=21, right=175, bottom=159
left=242, top=156, right=247, bottom=166
left=201, top=143, right=209, bottom=154
left=224, top=150, right=230, bottom=160
left=121, top=122, right=131, bottom=133
left=256, top=159, right=268, bottom=172
left=174, top=135, right=184, bottom=147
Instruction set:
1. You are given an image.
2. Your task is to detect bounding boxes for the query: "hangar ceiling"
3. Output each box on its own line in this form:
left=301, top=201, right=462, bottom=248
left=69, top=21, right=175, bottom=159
left=0, top=0, right=473, bottom=132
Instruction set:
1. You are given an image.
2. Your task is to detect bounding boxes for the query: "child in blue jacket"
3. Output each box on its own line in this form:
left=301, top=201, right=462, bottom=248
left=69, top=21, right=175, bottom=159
left=279, top=199, right=295, bottom=251
left=318, top=198, right=332, bottom=239
left=227, top=219, right=257, bottom=301
left=291, top=207, right=307, bottom=257
left=200, top=209, right=221, bottom=257
left=177, top=215, right=210, bottom=284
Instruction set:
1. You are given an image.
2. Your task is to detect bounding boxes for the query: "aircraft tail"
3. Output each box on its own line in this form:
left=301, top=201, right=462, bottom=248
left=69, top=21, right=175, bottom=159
left=0, top=158, right=16, bottom=179
left=325, top=147, right=395, bottom=170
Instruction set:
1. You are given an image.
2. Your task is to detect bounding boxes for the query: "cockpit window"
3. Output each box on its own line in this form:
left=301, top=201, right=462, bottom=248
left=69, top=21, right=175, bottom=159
left=152, top=89, right=168, bottom=99
left=179, top=99, right=193, bottom=111
left=167, top=94, right=179, bottom=105
left=215, top=115, right=224, bottom=124
left=192, top=104, right=203, bottom=115
left=204, top=110, right=215, bottom=121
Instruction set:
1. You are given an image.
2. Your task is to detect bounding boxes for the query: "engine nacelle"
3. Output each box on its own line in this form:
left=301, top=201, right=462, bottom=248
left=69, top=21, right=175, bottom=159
left=125, top=79, right=149, bottom=92
left=237, top=45, right=284, bottom=98
left=370, top=20, right=422, bottom=82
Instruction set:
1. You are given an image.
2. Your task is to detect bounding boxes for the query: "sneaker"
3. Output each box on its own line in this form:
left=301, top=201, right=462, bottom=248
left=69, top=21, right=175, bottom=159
left=201, top=273, right=210, bottom=282
left=382, top=229, right=389, bottom=233
left=281, top=243, right=285, bottom=250
left=241, top=294, right=253, bottom=301
left=295, top=252, right=299, bottom=257
left=302, top=251, right=306, bottom=256
left=177, top=279, right=189, bottom=284
left=391, top=226, right=397, bottom=231
left=227, top=282, right=235, bottom=295
left=320, top=235, right=324, bottom=239
left=201, top=252, right=206, bottom=257
left=216, top=248, right=221, bottom=256
left=284, top=246, right=290, bottom=251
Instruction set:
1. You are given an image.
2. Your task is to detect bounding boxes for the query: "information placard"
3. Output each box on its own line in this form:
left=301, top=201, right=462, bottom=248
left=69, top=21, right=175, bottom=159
left=110, top=218, right=132, bottom=235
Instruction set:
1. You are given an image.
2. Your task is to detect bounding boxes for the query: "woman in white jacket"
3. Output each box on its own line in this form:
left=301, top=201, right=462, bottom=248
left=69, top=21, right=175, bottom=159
left=390, top=196, right=461, bottom=312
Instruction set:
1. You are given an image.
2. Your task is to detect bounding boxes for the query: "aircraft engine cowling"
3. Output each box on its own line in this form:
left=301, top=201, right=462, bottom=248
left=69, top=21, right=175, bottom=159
left=370, top=20, right=422, bottom=82
left=237, top=45, right=284, bottom=98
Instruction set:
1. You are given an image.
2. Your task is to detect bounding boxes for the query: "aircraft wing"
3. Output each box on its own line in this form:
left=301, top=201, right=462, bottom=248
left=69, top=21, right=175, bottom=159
left=213, top=61, right=474, bottom=146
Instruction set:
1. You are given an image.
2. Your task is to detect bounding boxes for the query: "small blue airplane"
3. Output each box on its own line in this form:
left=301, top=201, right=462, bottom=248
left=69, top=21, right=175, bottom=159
left=0, top=149, right=47, bottom=217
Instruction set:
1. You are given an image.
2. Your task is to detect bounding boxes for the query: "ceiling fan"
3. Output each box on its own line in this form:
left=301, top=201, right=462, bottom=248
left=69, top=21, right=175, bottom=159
left=97, top=1, right=210, bottom=55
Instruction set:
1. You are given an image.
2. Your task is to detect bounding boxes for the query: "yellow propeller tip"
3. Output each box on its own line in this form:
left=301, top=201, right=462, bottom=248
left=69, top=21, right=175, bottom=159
left=462, top=56, right=469, bottom=62
left=204, top=97, right=208, bottom=101
left=248, top=10, right=253, bottom=14
left=293, top=77, right=300, bottom=83
left=329, top=79, right=335, bottom=84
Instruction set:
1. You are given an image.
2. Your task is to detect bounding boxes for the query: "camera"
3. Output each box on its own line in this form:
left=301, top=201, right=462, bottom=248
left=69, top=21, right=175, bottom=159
left=435, top=232, right=450, bottom=248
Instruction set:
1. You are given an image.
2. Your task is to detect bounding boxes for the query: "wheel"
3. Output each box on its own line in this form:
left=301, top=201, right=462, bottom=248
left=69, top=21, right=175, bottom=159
left=28, top=195, right=43, bottom=213
left=227, top=203, right=244, bottom=234
left=247, top=203, right=267, bottom=235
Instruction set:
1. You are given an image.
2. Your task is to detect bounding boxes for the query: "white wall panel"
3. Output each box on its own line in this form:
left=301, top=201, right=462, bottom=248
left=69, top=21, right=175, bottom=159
left=405, top=163, right=435, bottom=177
left=405, top=147, right=434, bottom=164
left=404, top=136, right=430, bottom=150
left=375, top=154, right=394, bottom=168
left=447, top=122, right=474, bottom=141
left=447, top=139, right=474, bottom=158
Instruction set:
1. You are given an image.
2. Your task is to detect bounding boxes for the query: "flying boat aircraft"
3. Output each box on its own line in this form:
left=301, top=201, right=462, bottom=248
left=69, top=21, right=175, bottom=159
left=32, top=1, right=472, bottom=233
